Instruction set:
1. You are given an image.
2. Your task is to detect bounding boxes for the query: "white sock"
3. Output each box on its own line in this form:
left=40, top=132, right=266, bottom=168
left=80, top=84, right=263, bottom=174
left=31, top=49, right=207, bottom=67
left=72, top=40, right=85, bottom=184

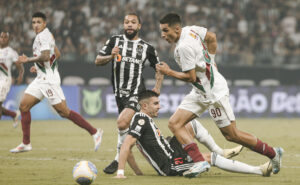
left=211, top=152, right=263, bottom=175
left=190, top=119, right=223, bottom=155
left=114, top=128, right=129, bottom=162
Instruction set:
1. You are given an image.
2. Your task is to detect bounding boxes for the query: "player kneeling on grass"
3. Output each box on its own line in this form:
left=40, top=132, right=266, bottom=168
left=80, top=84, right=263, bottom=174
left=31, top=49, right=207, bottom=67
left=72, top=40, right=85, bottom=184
left=114, top=90, right=273, bottom=178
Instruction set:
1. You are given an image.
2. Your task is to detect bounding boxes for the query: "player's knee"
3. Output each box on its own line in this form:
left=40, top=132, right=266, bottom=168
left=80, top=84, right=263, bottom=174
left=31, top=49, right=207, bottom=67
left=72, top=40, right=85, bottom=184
left=168, top=119, right=179, bottom=132
left=19, top=102, right=30, bottom=112
left=58, top=110, right=69, bottom=118
left=223, top=132, right=240, bottom=143
left=117, top=119, right=129, bottom=130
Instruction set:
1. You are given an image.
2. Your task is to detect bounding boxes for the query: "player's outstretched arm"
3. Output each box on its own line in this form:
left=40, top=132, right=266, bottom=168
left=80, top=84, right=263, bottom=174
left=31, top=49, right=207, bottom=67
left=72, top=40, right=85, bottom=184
left=152, top=71, right=164, bottom=95
left=114, top=135, right=138, bottom=178
left=156, top=62, right=196, bottom=83
left=127, top=150, right=143, bottom=176
left=15, top=61, right=24, bottom=84
left=18, top=50, right=50, bottom=64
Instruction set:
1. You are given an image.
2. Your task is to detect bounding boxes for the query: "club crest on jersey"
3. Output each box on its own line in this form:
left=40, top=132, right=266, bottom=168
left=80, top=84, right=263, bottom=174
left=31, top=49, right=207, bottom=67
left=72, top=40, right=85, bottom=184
left=138, top=119, right=145, bottom=125
left=137, top=45, right=143, bottom=56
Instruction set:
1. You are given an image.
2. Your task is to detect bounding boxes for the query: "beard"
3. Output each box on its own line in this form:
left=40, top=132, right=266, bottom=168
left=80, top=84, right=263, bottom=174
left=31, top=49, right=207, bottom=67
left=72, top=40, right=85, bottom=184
left=124, top=29, right=139, bottom=40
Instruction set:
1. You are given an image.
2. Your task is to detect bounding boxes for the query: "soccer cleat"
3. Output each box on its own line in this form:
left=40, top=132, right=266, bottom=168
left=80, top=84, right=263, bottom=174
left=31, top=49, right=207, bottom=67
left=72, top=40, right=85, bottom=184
left=260, top=161, right=272, bottom=177
left=183, top=161, right=210, bottom=178
left=223, top=145, right=244, bottom=159
left=93, top=128, right=103, bottom=152
left=10, top=143, right=32, bottom=153
left=103, top=160, right=119, bottom=174
left=271, top=147, right=284, bottom=174
left=13, top=110, right=20, bottom=128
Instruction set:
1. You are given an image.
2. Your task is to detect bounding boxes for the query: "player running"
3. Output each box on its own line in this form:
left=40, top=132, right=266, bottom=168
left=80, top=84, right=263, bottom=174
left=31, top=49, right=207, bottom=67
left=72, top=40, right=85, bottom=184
left=156, top=13, right=283, bottom=177
left=0, top=31, right=24, bottom=128
left=10, top=12, right=103, bottom=153
left=114, top=90, right=272, bottom=178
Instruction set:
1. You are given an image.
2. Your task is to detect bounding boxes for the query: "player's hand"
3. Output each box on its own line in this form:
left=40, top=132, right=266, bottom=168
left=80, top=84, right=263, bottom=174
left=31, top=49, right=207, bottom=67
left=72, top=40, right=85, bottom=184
left=111, top=46, right=120, bottom=57
left=30, top=66, right=37, bottom=73
left=18, top=54, right=28, bottom=64
left=156, top=62, right=171, bottom=75
left=113, top=174, right=127, bottom=179
left=152, top=87, right=160, bottom=95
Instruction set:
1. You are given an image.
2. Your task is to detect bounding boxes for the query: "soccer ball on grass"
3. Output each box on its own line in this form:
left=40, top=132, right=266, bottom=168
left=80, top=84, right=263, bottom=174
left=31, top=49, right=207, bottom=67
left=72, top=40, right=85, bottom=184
left=72, top=161, right=98, bottom=185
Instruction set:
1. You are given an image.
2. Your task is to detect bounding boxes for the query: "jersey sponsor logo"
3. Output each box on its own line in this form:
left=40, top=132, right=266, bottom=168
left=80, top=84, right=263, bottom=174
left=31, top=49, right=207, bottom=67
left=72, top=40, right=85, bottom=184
left=135, top=125, right=142, bottom=132
left=82, top=89, right=102, bottom=116
left=121, top=56, right=142, bottom=64
left=138, top=119, right=145, bottom=125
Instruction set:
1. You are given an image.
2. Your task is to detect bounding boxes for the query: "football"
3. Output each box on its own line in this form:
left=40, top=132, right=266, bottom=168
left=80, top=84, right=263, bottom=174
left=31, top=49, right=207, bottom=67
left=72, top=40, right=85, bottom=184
left=72, top=161, right=98, bottom=185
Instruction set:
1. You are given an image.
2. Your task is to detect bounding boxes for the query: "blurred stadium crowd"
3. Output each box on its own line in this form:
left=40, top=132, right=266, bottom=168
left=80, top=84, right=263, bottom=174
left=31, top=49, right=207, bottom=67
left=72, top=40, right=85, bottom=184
left=1, top=0, right=299, bottom=67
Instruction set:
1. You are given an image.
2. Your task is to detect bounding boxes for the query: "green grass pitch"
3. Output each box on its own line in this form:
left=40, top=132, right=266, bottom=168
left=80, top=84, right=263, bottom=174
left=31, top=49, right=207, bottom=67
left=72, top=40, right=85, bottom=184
left=1, top=118, right=299, bottom=185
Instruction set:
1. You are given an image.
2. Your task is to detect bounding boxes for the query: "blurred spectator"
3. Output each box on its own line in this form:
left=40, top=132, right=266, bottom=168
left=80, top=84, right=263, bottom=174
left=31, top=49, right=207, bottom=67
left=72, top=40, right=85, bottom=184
left=0, top=0, right=299, bottom=67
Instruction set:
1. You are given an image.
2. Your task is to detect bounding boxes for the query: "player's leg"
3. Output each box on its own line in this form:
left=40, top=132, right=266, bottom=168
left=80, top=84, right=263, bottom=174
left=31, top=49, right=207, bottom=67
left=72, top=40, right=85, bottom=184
left=104, top=97, right=136, bottom=174
left=1, top=105, right=20, bottom=128
left=51, top=91, right=102, bottom=152
left=203, top=152, right=272, bottom=177
left=0, top=102, right=3, bottom=119
left=10, top=93, right=40, bottom=153
left=187, top=120, right=243, bottom=158
left=211, top=95, right=283, bottom=174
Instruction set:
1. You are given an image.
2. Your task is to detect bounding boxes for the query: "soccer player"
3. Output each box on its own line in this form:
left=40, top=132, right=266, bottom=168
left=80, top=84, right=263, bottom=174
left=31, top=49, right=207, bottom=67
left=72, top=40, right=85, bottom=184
left=0, top=31, right=24, bottom=128
left=155, top=13, right=283, bottom=177
left=10, top=12, right=103, bottom=153
left=114, top=90, right=272, bottom=178
left=94, top=12, right=164, bottom=174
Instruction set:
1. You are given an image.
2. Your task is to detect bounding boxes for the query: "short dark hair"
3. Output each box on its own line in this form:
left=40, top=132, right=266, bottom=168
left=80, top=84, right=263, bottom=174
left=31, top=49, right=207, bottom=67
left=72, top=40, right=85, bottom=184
left=32, top=12, right=46, bottom=21
left=125, top=12, right=142, bottom=24
left=159, top=13, right=181, bottom=26
left=138, top=90, right=159, bottom=103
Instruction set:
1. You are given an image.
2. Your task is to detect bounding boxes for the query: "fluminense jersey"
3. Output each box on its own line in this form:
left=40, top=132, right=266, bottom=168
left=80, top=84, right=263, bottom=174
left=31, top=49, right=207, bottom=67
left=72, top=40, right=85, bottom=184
left=33, top=28, right=60, bottom=85
left=174, top=26, right=229, bottom=103
left=0, top=46, right=18, bottom=79
left=99, top=35, right=159, bottom=97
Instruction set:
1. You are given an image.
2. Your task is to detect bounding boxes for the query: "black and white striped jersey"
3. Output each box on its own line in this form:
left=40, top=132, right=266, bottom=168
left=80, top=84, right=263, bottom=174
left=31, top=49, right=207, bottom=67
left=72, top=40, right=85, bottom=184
left=128, top=112, right=194, bottom=176
left=99, top=34, right=159, bottom=97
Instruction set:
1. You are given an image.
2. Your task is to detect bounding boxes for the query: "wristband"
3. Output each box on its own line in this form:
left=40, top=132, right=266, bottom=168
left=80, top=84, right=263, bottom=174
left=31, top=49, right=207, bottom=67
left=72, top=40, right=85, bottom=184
left=117, top=169, right=124, bottom=175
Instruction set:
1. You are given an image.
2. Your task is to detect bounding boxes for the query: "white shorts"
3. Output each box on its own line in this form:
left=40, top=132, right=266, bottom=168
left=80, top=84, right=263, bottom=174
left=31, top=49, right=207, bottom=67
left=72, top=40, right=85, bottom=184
left=25, top=80, right=65, bottom=105
left=0, top=78, right=11, bottom=102
left=178, top=91, right=235, bottom=128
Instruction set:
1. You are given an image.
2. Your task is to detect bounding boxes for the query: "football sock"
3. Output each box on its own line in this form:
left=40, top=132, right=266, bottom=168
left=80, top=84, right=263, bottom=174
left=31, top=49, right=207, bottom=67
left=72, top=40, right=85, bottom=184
left=191, top=119, right=224, bottom=155
left=2, top=107, right=16, bottom=118
left=115, top=128, right=129, bottom=162
left=21, top=111, right=31, bottom=144
left=253, top=139, right=276, bottom=159
left=183, top=142, right=205, bottom=162
left=211, top=152, right=262, bottom=175
left=68, top=110, right=97, bottom=135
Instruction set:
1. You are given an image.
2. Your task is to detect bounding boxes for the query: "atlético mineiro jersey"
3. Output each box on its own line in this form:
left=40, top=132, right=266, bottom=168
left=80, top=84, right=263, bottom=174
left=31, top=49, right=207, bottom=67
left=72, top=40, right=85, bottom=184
left=174, top=26, right=229, bottom=103
left=33, top=28, right=60, bottom=85
left=99, top=35, right=159, bottom=97
left=128, top=112, right=174, bottom=176
left=0, top=46, right=18, bottom=79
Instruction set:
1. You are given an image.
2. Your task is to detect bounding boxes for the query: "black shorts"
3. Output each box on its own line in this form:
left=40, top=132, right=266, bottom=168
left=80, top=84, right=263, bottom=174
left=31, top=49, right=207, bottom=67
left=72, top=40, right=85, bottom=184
left=167, top=136, right=194, bottom=176
left=115, top=95, right=140, bottom=113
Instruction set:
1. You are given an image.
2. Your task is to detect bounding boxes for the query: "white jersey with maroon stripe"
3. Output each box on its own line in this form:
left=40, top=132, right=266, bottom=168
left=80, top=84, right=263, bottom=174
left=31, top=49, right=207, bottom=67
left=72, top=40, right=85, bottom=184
left=33, top=28, right=60, bottom=85
left=0, top=46, right=18, bottom=80
left=174, top=25, right=229, bottom=103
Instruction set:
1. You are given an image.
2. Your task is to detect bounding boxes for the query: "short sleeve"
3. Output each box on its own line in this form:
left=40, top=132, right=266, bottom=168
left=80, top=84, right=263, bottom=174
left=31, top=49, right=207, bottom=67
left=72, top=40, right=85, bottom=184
left=99, top=36, right=115, bottom=56
left=146, top=45, right=160, bottom=69
left=177, top=44, right=196, bottom=72
left=191, top=25, right=207, bottom=41
left=39, top=33, right=51, bottom=51
left=128, top=114, right=148, bottom=139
